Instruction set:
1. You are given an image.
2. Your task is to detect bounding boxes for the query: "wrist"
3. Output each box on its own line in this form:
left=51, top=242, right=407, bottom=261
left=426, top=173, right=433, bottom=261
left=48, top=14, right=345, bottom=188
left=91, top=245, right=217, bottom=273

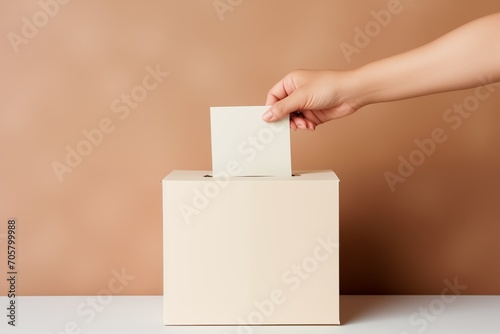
left=347, top=65, right=383, bottom=109
left=336, top=67, right=375, bottom=111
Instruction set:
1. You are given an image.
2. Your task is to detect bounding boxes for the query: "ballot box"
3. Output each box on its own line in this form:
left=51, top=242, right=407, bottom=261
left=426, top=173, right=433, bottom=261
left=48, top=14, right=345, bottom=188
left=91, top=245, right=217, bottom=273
left=162, top=170, right=340, bottom=325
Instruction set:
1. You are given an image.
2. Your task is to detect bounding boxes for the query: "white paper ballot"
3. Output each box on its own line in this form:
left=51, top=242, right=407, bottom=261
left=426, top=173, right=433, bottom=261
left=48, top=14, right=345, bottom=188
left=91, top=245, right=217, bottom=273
left=210, top=106, right=291, bottom=177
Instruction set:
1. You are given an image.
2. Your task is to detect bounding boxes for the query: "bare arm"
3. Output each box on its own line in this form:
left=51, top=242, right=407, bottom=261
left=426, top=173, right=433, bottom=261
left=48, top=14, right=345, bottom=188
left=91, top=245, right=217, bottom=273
left=355, top=12, right=500, bottom=105
left=263, top=13, right=500, bottom=130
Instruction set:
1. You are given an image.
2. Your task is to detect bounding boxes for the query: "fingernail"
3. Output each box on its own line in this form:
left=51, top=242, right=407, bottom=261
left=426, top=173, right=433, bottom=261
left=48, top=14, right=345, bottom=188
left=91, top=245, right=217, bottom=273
left=297, top=124, right=307, bottom=130
left=262, top=110, right=273, bottom=121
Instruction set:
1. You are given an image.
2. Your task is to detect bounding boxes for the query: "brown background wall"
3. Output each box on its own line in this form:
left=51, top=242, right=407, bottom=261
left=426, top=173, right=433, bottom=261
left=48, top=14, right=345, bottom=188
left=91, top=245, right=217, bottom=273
left=1, top=0, right=500, bottom=296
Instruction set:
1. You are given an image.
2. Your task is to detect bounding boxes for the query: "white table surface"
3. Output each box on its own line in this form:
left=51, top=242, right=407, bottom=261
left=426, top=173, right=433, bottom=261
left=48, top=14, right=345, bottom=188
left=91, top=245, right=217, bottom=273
left=1, top=295, right=499, bottom=333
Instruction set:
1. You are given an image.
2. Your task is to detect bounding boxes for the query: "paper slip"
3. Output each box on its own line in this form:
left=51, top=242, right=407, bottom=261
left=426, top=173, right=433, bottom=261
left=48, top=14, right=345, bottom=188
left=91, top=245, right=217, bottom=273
left=210, top=106, right=291, bottom=177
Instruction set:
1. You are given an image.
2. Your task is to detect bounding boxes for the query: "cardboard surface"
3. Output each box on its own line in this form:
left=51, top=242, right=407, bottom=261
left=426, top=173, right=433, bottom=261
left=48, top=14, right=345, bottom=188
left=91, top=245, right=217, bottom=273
left=162, top=170, right=340, bottom=325
left=210, top=106, right=291, bottom=177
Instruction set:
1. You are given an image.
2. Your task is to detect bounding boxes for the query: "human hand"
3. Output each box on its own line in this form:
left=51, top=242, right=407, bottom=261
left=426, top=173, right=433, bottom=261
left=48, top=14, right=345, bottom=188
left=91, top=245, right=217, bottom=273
left=263, top=70, right=362, bottom=130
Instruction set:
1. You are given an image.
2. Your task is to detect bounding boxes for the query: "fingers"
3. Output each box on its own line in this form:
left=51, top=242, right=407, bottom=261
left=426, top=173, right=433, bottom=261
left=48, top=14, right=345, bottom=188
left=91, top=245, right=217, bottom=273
left=263, top=90, right=304, bottom=122
left=265, top=74, right=295, bottom=106
left=290, top=115, right=316, bottom=131
left=264, top=73, right=302, bottom=122
left=301, top=109, right=323, bottom=126
left=264, top=70, right=318, bottom=130
left=265, top=83, right=283, bottom=106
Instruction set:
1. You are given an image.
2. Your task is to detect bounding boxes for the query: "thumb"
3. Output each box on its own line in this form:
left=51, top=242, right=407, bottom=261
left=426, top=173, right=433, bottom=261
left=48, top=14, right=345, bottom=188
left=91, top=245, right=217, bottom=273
left=262, top=91, right=303, bottom=122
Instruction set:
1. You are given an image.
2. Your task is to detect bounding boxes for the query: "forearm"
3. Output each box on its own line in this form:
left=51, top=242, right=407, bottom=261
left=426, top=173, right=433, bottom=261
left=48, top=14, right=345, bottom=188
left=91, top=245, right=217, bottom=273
left=352, top=13, right=500, bottom=107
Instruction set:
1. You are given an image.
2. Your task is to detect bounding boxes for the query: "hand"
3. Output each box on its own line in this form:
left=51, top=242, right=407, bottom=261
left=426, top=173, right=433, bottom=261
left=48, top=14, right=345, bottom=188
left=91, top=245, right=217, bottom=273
left=263, top=70, right=361, bottom=130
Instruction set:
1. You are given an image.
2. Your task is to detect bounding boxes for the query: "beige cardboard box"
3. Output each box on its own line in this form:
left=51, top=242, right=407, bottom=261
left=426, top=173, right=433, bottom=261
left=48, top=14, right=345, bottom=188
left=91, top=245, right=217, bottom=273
left=162, top=170, right=340, bottom=325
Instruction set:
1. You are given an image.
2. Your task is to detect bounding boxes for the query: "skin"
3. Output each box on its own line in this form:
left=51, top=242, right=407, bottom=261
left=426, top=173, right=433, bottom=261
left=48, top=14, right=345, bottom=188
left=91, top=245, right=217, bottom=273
left=262, top=13, right=500, bottom=130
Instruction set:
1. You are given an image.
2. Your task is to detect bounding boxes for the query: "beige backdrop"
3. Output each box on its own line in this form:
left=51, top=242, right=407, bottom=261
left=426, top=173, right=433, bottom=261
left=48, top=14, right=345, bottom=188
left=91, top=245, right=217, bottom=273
left=1, top=0, right=500, bottom=296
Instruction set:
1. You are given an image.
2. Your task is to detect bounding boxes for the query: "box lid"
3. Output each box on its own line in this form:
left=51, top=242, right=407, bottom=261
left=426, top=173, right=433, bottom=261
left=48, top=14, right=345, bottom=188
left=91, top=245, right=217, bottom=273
left=162, top=170, right=339, bottom=182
